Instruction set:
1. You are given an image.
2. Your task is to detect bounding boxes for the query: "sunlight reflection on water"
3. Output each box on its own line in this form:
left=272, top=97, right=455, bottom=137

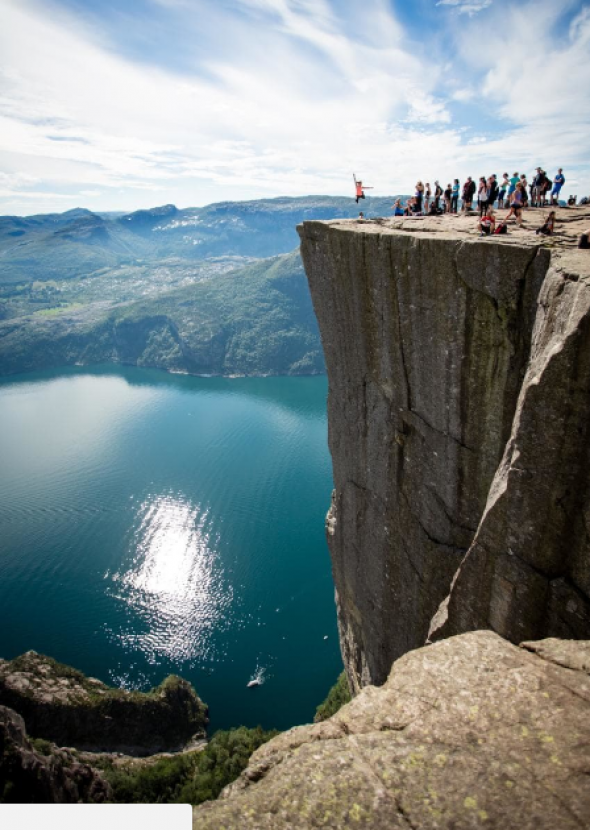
left=107, top=493, right=233, bottom=664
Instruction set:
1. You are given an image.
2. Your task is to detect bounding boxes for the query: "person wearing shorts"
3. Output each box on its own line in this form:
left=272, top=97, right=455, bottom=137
left=506, top=183, right=525, bottom=226
left=551, top=169, right=565, bottom=205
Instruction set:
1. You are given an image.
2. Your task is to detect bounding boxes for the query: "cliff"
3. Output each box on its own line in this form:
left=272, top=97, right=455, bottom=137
left=298, top=207, right=590, bottom=689
left=0, top=651, right=208, bottom=755
left=193, top=632, right=590, bottom=828
left=0, top=705, right=111, bottom=803
left=192, top=208, right=590, bottom=828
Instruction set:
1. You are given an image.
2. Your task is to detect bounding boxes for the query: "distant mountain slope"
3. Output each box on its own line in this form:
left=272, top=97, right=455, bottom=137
left=0, top=250, right=324, bottom=377
left=0, top=196, right=401, bottom=284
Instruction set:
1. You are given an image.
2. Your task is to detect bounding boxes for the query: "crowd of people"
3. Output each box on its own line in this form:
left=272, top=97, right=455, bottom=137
left=391, top=167, right=567, bottom=223
left=354, top=168, right=590, bottom=245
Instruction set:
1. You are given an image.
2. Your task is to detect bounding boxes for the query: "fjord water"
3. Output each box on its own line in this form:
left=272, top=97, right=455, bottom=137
left=0, top=366, right=341, bottom=731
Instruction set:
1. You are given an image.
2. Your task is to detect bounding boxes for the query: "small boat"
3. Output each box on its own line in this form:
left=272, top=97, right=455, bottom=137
left=247, top=678, right=261, bottom=688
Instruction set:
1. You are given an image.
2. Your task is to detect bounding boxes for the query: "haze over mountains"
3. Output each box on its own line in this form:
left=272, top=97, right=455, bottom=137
left=0, top=196, right=398, bottom=377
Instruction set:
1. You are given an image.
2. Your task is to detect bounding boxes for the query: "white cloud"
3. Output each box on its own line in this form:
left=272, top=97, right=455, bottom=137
left=436, top=0, right=493, bottom=15
left=0, top=0, right=588, bottom=214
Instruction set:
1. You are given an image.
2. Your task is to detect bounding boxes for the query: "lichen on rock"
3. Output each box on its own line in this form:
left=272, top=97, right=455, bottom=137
left=192, top=631, right=590, bottom=829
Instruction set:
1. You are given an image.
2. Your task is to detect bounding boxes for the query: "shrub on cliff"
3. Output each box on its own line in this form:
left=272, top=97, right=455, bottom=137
left=104, top=725, right=278, bottom=805
left=314, top=672, right=351, bottom=722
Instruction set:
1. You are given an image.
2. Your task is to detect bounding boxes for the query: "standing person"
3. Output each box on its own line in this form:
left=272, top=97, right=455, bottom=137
left=353, top=174, right=373, bottom=203
left=498, top=173, right=510, bottom=208
left=520, top=174, right=529, bottom=207
left=506, top=182, right=525, bottom=226
left=434, top=181, right=443, bottom=211
left=488, top=175, right=499, bottom=208
left=508, top=171, right=520, bottom=202
left=462, top=176, right=476, bottom=211
left=444, top=183, right=452, bottom=213
left=478, top=177, right=488, bottom=216
left=451, top=179, right=460, bottom=214
left=424, top=183, right=432, bottom=213
left=551, top=168, right=565, bottom=205
left=532, top=167, right=543, bottom=207
left=415, top=181, right=425, bottom=214
left=541, top=171, right=552, bottom=207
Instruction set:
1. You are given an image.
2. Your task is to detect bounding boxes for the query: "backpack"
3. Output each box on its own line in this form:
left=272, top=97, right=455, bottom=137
left=494, top=222, right=508, bottom=235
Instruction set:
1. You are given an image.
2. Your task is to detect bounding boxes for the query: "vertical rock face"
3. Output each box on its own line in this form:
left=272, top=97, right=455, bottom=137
left=429, top=253, right=590, bottom=643
left=298, top=216, right=590, bottom=690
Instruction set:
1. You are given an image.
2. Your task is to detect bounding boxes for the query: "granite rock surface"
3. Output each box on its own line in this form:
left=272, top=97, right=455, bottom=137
left=193, top=631, right=590, bottom=829
left=0, top=705, right=111, bottom=803
left=298, top=207, right=590, bottom=689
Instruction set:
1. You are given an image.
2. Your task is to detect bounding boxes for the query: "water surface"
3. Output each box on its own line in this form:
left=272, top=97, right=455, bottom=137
left=0, top=366, right=341, bottom=731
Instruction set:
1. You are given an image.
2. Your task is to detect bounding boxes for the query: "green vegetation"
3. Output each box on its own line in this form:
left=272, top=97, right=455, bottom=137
left=0, top=250, right=325, bottom=377
left=314, top=672, right=351, bottom=722
left=102, top=726, right=278, bottom=805
left=0, top=195, right=405, bottom=377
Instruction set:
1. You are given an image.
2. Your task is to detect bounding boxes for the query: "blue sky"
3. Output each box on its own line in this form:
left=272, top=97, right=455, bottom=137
left=1, top=0, right=589, bottom=214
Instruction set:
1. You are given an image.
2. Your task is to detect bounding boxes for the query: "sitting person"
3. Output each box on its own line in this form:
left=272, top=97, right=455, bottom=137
left=536, top=211, right=556, bottom=236
left=579, top=228, right=590, bottom=249
left=392, top=199, right=404, bottom=216
left=479, top=208, right=496, bottom=235
left=428, top=200, right=441, bottom=216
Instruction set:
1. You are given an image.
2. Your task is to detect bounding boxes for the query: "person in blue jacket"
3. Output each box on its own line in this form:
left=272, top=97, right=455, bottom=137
left=551, top=168, right=565, bottom=205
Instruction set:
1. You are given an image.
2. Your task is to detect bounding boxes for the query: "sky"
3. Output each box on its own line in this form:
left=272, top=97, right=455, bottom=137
left=1, top=0, right=589, bottom=215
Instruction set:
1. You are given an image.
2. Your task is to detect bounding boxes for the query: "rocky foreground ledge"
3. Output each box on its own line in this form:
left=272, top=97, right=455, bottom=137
left=193, top=631, right=590, bottom=829
left=0, top=651, right=208, bottom=755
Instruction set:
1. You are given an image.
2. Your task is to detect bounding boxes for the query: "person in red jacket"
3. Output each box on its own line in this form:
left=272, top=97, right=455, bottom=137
left=353, top=174, right=373, bottom=203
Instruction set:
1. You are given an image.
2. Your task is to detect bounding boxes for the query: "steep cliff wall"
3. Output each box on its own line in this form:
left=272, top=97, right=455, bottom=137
left=298, top=210, right=590, bottom=690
